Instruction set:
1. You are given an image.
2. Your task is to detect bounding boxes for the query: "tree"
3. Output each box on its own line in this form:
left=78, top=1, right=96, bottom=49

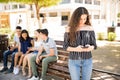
left=0, top=0, right=61, bottom=28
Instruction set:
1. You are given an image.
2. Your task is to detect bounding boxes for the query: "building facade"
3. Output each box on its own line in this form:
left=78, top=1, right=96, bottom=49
left=0, top=0, right=120, bottom=40
left=39, top=0, right=120, bottom=40
left=0, top=3, right=39, bottom=32
left=40, top=0, right=120, bottom=27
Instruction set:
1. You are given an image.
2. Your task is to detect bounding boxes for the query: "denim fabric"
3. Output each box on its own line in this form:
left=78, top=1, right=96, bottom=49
left=68, top=58, right=92, bottom=80
left=3, top=49, right=17, bottom=70
left=33, top=51, right=38, bottom=54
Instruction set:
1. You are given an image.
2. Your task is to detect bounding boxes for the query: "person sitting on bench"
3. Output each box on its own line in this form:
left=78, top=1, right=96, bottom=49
left=28, top=29, right=58, bottom=80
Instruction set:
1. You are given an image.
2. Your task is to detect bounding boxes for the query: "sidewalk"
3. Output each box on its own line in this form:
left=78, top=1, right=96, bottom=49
left=0, top=63, right=63, bottom=80
left=92, top=40, right=120, bottom=75
left=0, top=62, right=27, bottom=80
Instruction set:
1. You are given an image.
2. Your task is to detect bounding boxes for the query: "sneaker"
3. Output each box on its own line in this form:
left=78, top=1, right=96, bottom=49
left=13, top=67, right=19, bottom=75
left=13, top=67, right=16, bottom=74
left=4, top=69, right=13, bottom=74
left=0, top=67, right=8, bottom=72
left=39, top=78, right=42, bottom=80
left=16, top=67, right=19, bottom=74
left=27, top=76, right=39, bottom=80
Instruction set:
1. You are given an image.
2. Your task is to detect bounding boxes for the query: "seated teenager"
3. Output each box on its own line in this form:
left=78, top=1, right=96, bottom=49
left=14, top=29, right=34, bottom=75
left=22, top=29, right=42, bottom=78
left=0, top=26, right=22, bottom=74
left=28, top=29, right=58, bottom=80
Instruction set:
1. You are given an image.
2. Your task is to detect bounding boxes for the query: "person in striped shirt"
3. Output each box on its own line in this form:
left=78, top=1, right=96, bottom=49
left=63, top=7, right=97, bottom=80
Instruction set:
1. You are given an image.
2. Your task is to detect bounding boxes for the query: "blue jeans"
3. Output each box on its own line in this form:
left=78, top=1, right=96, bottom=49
left=68, top=58, right=92, bottom=80
left=3, top=49, right=17, bottom=70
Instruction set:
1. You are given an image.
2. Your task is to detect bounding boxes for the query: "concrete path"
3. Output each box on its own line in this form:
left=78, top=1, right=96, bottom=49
left=92, top=40, right=120, bottom=75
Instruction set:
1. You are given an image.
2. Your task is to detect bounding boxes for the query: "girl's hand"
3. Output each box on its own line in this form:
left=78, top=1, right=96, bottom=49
left=25, top=51, right=30, bottom=54
left=30, top=47, right=35, bottom=51
left=27, top=47, right=32, bottom=51
left=82, top=45, right=94, bottom=52
left=76, top=45, right=83, bottom=52
left=87, top=45, right=94, bottom=51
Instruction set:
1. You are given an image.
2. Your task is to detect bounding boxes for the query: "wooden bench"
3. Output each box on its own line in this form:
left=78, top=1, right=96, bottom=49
left=7, top=40, right=70, bottom=79
left=37, top=40, right=71, bottom=80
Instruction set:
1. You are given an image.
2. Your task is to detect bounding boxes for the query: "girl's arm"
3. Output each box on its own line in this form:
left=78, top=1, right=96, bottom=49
left=26, top=39, right=34, bottom=54
left=31, top=39, right=34, bottom=47
left=66, top=45, right=85, bottom=52
left=18, top=43, right=21, bottom=52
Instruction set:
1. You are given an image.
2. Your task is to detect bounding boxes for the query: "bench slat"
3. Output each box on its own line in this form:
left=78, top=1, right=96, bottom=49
left=38, top=67, right=70, bottom=79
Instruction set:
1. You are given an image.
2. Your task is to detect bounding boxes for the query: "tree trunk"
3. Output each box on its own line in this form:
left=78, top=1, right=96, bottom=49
left=35, top=3, right=42, bottom=28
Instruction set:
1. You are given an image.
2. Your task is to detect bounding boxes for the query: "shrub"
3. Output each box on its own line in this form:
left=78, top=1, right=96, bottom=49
left=0, top=28, right=11, bottom=34
left=118, top=13, right=120, bottom=18
left=108, top=32, right=116, bottom=41
left=97, top=32, right=105, bottom=40
left=9, top=31, right=15, bottom=42
left=0, top=28, right=15, bottom=42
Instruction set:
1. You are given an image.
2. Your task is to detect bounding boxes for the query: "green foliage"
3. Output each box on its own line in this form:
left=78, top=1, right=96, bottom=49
left=108, top=32, right=116, bottom=41
left=117, top=13, right=120, bottom=17
left=97, top=32, right=105, bottom=40
left=39, top=0, right=61, bottom=7
left=9, top=31, right=15, bottom=42
left=0, top=0, right=9, bottom=3
left=0, top=28, right=15, bottom=42
left=0, top=0, right=61, bottom=8
left=0, top=28, right=11, bottom=34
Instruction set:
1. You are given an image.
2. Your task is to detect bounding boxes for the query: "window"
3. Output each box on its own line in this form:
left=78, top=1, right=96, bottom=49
left=60, top=0, right=70, bottom=4
left=61, top=12, right=70, bottom=25
left=94, top=15, right=99, bottom=19
left=12, top=5, right=17, bottom=9
left=61, top=15, right=68, bottom=25
left=4, top=5, right=10, bottom=10
left=75, top=0, right=83, bottom=3
left=94, top=0, right=100, bottom=5
left=85, top=0, right=92, bottom=4
left=40, top=14, right=44, bottom=17
left=40, top=13, right=46, bottom=17
left=62, top=16, right=68, bottom=20
left=19, top=4, right=25, bottom=8
left=49, top=12, right=57, bottom=17
left=101, top=14, right=106, bottom=19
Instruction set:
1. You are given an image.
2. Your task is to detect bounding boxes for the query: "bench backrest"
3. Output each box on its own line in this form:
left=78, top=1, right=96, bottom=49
left=55, top=40, right=69, bottom=66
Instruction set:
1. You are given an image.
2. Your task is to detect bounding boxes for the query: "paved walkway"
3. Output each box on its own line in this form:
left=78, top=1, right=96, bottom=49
left=0, top=63, right=63, bottom=80
left=0, top=62, right=27, bottom=80
left=92, top=41, right=120, bottom=75
left=0, top=40, right=120, bottom=80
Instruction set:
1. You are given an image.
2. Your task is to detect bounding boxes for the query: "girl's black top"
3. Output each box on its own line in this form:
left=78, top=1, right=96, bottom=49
left=63, top=30, right=97, bottom=60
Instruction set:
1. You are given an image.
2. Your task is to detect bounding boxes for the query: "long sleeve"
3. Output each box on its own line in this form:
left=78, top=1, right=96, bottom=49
left=90, top=31, right=97, bottom=49
left=63, top=32, right=70, bottom=51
